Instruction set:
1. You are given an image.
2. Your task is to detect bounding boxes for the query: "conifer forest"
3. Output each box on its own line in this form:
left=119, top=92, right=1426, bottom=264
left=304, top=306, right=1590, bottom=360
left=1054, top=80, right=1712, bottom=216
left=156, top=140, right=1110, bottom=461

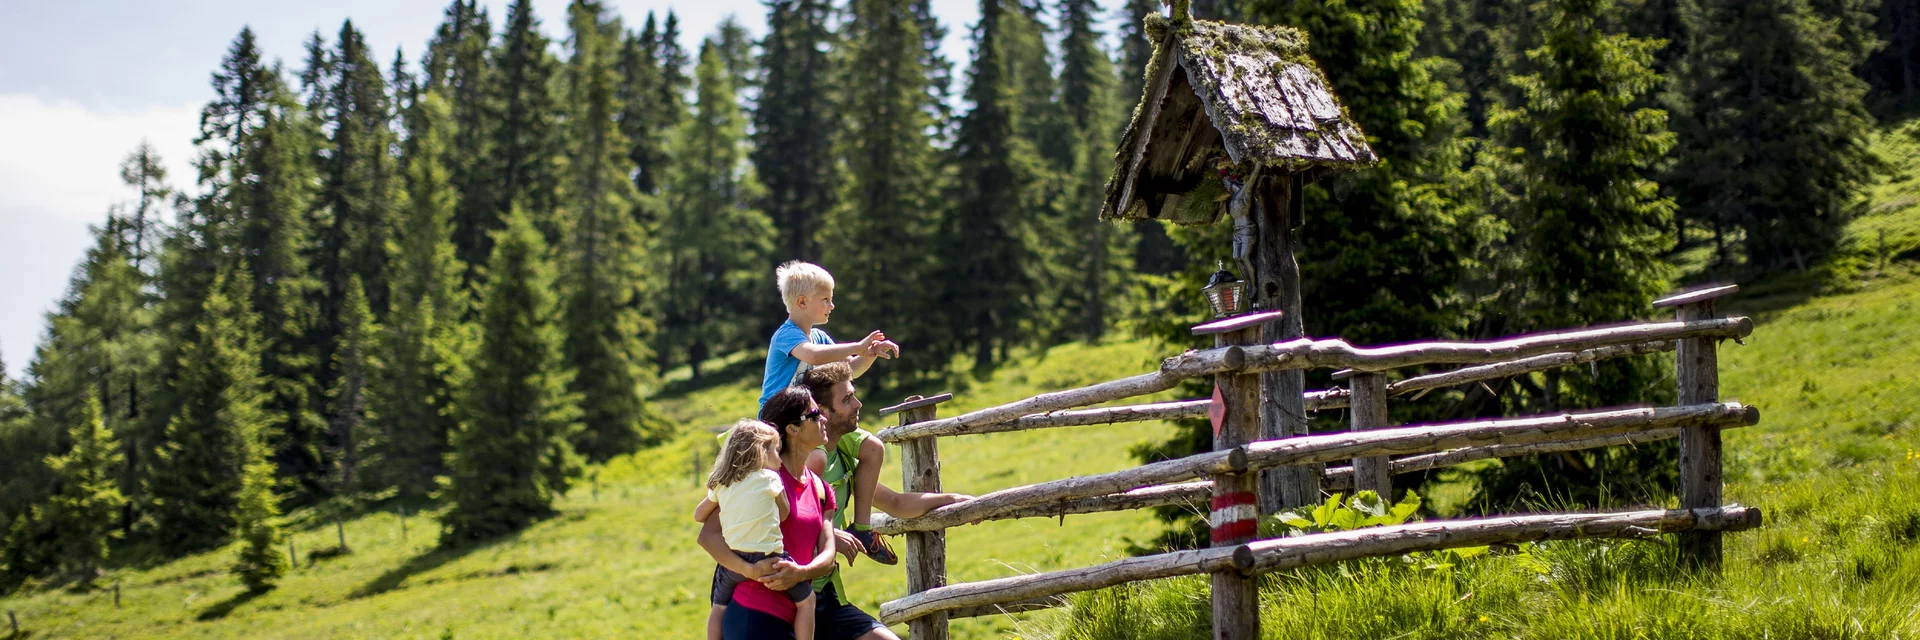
left=2, top=0, right=1917, bottom=605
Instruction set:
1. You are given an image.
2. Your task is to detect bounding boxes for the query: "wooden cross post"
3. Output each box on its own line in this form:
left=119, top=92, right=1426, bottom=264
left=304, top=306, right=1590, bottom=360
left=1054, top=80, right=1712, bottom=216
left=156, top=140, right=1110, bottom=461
left=1194, top=311, right=1282, bottom=640
left=885, top=393, right=955, bottom=640
left=1655, top=284, right=1738, bottom=572
left=1342, top=369, right=1392, bottom=498
left=1254, top=176, right=1316, bottom=511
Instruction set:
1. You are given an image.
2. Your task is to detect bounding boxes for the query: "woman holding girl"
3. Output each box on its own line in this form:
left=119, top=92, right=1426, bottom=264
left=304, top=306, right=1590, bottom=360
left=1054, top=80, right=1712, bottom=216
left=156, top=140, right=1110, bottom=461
left=698, top=387, right=840, bottom=639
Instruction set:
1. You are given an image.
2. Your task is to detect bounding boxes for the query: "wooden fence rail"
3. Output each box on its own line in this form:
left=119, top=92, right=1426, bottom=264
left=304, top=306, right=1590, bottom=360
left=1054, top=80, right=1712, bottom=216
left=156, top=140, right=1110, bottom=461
left=872, top=403, right=1754, bottom=535
left=879, top=505, right=1762, bottom=625
left=878, top=318, right=1749, bottom=443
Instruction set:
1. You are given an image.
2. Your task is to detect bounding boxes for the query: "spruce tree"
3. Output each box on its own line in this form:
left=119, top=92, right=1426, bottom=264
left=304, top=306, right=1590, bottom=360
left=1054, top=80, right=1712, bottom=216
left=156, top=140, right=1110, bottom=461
left=1471, top=0, right=1677, bottom=509
left=40, top=393, right=126, bottom=584
left=560, top=0, right=664, bottom=460
left=426, top=0, right=500, bottom=285
left=325, top=277, right=374, bottom=492
left=315, top=21, right=399, bottom=323
left=938, top=0, right=1046, bottom=373
left=657, top=41, right=774, bottom=379
left=490, top=0, right=566, bottom=245
left=232, top=443, right=287, bottom=592
left=825, top=0, right=951, bottom=389
left=368, top=91, right=473, bottom=500
left=621, top=13, right=680, bottom=197
left=443, top=209, right=579, bottom=544
left=1246, top=0, right=1480, bottom=345
left=1052, top=0, right=1134, bottom=343
left=148, top=266, right=271, bottom=554
left=756, top=0, right=841, bottom=263
left=1667, top=0, right=1877, bottom=272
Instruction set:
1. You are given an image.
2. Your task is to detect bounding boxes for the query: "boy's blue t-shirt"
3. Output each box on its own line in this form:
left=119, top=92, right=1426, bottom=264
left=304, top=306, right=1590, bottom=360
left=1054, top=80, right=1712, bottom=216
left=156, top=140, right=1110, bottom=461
left=760, top=320, right=833, bottom=407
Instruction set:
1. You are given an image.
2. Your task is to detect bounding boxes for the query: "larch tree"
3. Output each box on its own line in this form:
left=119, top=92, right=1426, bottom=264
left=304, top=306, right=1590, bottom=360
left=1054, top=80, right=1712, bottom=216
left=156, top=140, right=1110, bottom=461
left=443, top=209, right=580, bottom=544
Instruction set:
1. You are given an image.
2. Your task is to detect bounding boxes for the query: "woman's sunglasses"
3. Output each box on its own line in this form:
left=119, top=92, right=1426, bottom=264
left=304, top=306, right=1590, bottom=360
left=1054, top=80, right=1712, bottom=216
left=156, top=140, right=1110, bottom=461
left=803, top=408, right=824, bottom=422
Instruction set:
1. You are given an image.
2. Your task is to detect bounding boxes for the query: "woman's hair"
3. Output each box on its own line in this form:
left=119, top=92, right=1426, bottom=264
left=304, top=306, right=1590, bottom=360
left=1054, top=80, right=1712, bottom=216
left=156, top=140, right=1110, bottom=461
left=759, top=386, right=816, bottom=454
left=708, top=419, right=778, bottom=489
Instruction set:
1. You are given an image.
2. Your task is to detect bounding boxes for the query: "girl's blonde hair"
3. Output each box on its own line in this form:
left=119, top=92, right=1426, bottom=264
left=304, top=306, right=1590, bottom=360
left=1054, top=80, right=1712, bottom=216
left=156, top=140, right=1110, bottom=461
left=708, top=419, right=779, bottom=490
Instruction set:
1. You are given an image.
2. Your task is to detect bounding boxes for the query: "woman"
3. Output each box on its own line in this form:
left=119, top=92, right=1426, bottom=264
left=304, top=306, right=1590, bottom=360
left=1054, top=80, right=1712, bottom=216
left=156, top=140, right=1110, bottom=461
left=700, top=387, right=839, bottom=639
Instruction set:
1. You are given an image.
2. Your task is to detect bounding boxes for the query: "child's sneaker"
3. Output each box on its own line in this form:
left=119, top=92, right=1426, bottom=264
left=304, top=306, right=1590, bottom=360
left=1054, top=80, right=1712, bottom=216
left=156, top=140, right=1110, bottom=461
left=847, top=527, right=898, bottom=565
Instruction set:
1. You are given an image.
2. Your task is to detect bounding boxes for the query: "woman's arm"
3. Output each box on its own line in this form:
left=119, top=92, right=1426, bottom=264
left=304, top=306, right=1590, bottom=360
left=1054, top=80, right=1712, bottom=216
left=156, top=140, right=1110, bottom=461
left=761, top=517, right=837, bottom=592
left=697, top=517, right=774, bottom=578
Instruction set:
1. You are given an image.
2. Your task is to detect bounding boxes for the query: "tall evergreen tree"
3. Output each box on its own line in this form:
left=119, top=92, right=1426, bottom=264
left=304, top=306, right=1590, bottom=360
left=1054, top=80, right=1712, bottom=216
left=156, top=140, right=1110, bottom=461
left=1865, top=0, right=1920, bottom=111
left=657, top=40, right=774, bottom=379
left=1471, top=0, right=1677, bottom=509
left=489, top=0, right=567, bottom=245
left=1667, top=0, right=1878, bottom=272
left=324, top=277, right=374, bottom=492
left=442, top=209, right=580, bottom=545
left=231, top=435, right=287, bottom=592
left=425, top=0, right=499, bottom=286
left=147, top=266, right=271, bottom=554
left=826, top=0, right=952, bottom=388
left=314, top=21, right=400, bottom=322
left=561, top=0, right=664, bottom=460
left=1246, top=0, right=1480, bottom=345
left=938, top=0, right=1046, bottom=373
left=619, top=15, right=670, bottom=197
left=1050, top=0, right=1134, bottom=343
left=368, top=91, right=471, bottom=500
left=756, top=0, right=841, bottom=264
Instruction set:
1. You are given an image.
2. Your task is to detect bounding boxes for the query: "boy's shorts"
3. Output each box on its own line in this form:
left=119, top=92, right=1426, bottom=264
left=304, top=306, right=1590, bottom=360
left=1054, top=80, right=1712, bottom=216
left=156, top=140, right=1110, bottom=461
left=710, top=551, right=812, bottom=605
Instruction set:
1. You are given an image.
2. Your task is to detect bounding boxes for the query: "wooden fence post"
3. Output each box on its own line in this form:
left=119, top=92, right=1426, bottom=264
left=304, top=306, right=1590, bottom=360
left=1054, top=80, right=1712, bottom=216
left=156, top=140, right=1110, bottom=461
left=1347, top=371, right=1391, bottom=498
left=1656, top=284, right=1738, bottom=572
left=888, top=394, right=955, bottom=640
left=1195, top=311, right=1281, bottom=640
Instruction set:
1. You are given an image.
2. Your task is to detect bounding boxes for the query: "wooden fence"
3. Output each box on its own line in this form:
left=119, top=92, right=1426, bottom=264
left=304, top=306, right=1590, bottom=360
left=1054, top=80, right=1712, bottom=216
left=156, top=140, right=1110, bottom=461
left=867, top=285, right=1760, bottom=639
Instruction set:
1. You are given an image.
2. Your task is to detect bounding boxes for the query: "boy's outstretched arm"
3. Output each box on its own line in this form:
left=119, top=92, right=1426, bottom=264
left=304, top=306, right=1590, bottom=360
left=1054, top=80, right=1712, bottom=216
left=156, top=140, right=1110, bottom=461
left=790, top=331, right=887, bottom=366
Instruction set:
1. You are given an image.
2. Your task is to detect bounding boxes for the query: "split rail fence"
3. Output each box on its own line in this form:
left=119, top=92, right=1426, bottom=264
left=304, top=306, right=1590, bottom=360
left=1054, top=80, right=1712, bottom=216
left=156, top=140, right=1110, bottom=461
left=867, top=285, right=1762, bottom=639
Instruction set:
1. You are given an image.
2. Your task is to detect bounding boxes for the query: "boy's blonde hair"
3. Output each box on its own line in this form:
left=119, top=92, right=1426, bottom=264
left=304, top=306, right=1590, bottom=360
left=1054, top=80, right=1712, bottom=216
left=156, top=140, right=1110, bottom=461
left=708, top=419, right=778, bottom=490
left=775, top=261, right=834, bottom=311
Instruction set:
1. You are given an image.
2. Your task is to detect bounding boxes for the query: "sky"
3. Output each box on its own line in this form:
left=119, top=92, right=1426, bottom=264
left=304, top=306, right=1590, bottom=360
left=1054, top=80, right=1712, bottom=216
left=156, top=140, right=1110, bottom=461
left=0, top=0, right=1134, bottom=380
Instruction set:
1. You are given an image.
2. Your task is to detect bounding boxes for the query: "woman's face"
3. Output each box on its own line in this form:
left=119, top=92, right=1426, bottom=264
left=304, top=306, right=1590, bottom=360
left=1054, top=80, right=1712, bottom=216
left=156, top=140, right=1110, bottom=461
left=788, top=400, right=828, bottom=452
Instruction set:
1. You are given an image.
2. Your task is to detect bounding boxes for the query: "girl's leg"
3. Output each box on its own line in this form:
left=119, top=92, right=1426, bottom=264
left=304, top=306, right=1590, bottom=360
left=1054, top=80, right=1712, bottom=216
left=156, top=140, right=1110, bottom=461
left=707, top=605, right=725, bottom=640
left=794, top=594, right=817, bottom=640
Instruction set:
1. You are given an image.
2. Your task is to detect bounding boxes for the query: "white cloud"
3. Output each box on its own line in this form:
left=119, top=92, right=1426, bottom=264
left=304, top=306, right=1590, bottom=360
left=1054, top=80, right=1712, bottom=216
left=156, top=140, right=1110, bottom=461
left=0, top=94, right=201, bottom=221
left=0, top=94, right=201, bottom=379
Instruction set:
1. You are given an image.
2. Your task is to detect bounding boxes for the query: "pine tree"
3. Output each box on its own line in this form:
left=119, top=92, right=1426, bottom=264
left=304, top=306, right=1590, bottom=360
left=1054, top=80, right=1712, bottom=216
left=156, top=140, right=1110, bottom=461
left=938, top=0, right=1046, bottom=373
left=1470, top=0, right=1677, bottom=509
left=426, top=0, right=499, bottom=286
left=1246, top=0, right=1480, bottom=345
left=1667, top=0, right=1878, bottom=272
left=148, top=266, right=271, bottom=554
left=1051, top=0, right=1134, bottom=343
left=656, top=40, right=774, bottom=379
left=560, top=0, right=664, bottom=461
left=825, top=0, right=952, bottom=389
left=368, top=90, right=471, bottom=500
left=490, top=0, right=566, bottom=245
left=442, top=209, right=580, bottom=545
left=238, top=77, right=329, bottom=501
left=756, top=0, right=841, bottom=263
left=325, top=277, right=374, bottom=492
left=40, top=393, right=126, bottom=584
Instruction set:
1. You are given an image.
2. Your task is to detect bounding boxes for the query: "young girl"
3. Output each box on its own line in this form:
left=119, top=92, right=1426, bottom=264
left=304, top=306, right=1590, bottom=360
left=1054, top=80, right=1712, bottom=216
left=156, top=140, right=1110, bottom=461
left=695, top=418, right=816, bottom=640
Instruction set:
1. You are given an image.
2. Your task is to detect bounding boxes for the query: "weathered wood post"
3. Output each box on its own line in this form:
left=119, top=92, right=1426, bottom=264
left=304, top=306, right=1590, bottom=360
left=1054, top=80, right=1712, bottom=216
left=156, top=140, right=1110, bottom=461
left=1343, top=369, right=1392, bottom=498
left=886, top=393, right=955, bottom=640
left=1195, top=311, right=1282, bottom=640
left=1255, top=176, right=1319, bottom=512
left=1655, top=284, right=1738, bottom=572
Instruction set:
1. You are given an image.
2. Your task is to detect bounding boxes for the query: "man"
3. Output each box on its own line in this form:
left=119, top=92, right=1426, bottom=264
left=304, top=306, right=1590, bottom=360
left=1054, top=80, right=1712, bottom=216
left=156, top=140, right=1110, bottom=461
left=790, top=362, right=970, bottom=639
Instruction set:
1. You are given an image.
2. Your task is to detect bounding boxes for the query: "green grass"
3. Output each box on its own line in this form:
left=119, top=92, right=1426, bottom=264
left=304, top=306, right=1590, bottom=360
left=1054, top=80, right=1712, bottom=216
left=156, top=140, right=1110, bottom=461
left=0, top=339, right=1187, bottom=639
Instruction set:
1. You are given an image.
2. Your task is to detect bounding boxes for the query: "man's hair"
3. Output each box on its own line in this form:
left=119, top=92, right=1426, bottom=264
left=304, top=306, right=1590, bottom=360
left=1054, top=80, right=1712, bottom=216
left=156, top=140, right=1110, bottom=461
left=798, top=361, right=854, bottom=412
left=775, top=261, right=835, bottom=310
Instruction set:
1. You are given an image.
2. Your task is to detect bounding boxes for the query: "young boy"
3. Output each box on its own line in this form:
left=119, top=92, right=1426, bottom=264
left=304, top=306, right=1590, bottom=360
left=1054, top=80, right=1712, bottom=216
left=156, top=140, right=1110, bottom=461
left=759, top=261, right=900, bottom=566
left=760, top=261, right=899, bottom=408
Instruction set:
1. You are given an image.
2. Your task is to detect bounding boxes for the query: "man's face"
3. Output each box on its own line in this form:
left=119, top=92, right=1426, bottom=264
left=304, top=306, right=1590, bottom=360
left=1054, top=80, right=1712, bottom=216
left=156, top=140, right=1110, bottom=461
left=821, top=379, right=862, bottom=435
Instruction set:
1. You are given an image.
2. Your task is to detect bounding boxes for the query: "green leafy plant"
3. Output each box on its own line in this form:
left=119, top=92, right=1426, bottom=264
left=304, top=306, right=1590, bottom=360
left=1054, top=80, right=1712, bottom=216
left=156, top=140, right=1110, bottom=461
left=1271, top=490, right=1423, bottom=535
